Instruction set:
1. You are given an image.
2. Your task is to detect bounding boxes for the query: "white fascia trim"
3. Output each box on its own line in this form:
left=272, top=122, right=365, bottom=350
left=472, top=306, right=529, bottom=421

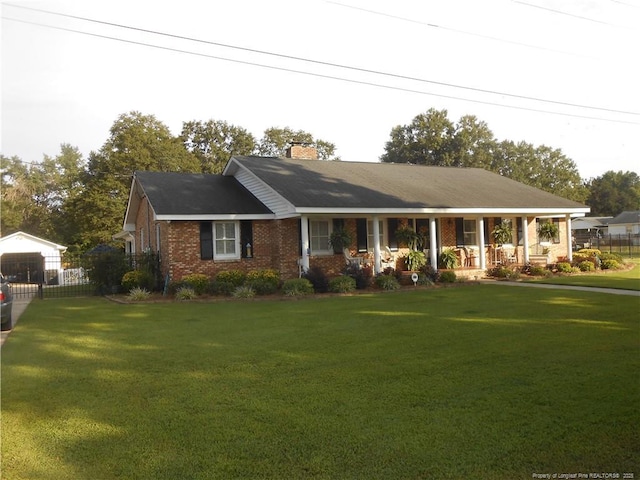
left=155, top=214, right=276, bottom=221
left=294, top=207, right=590, bottom=216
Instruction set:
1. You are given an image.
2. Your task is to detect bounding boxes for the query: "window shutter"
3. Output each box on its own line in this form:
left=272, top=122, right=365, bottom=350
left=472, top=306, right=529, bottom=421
left=200, top=222, right=213, bottom=260
left=484, top=218, right=491, bottom=245
left=455, top=218, right=464, bottom=246
left=516, top=217, right=523, bottom=245
left=356, top=218, right=368, bottom=252
left=240, top=221, right=253, bottom=258
left=387, top=218, right=399, bottom=250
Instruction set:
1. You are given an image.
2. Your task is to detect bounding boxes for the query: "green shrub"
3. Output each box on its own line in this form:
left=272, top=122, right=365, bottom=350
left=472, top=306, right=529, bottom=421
left=345, top=264, right=373, bottom=289
left=601, top=259, right=621, bottom=270
left=439, top=271, right=457, bottom=283
left=556, top=262, right=573, bottom=273
left=417, top=273, right=434, bottom=286
left=175, top=286, right=197, bottom=301
left=181, top=273, right=210, bottom=295
left=212, top=280, right=237, bottom=296
left=232, top=286, right=256, bottom=298
left=246, top=269, right=280, bottom=295
left=600, top=252, right=623, bottom=263
left=577, top=248, right=602, bottom=257
left=329, top=276, right=356, bottom=293
left=87, top=250, right=130, bottom=293
left=122, top=270, right=155, bottom=291
left=508, top=269, right=522, bottom=280
left=302, top=266, right=330, bottom=293
left=487, top=266, right=511, bottom=278
left=578, top=261, right=595, bottom=272
left=528, top=265, right=550, bottom=277
left=282, top=278, right=314, bottom=296
left=375, top=275, right=401, bottom=291
left=216, top=270, right=246, bottom=287
left=128, top=287, right=151, bottom=301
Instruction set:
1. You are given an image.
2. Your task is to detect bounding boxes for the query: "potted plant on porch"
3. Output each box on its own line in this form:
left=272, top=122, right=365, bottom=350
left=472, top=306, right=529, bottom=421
left=395, top=225, right=426, bottom=271
left=491, top=220, right=513, bottom=246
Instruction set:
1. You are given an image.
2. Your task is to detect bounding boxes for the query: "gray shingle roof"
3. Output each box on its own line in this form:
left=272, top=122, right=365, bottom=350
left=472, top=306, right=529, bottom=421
left=231, top=156, right=587, bottom=210
left=609, top=210, right=640, bottom=225
left=135, top=171, right=273, bottom=216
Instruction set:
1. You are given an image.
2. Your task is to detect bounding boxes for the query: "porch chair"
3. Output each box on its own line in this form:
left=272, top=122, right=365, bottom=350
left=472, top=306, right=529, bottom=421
left=462, top=246, right=477, bottom=267
left=343, top=248, right=363, bottom=267
left=502, top=244, right=517, bottom=264
left=381, top=246, right=396, bottom=270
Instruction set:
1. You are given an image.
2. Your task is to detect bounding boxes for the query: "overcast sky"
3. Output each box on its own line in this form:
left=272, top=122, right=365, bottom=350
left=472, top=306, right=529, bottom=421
left=2, top=0, right=639, bottom=179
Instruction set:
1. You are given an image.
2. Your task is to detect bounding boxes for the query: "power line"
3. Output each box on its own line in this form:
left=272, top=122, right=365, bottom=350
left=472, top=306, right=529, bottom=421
left=5, top=16, right=638, bottom=127
left=4, top=3, right=639, bottom=119
left=512, top=0, right=634, bottom=28
left=326, top=0, right=590, bottom=59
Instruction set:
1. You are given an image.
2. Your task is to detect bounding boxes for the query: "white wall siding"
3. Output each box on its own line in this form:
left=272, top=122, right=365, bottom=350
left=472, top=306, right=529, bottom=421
left=235, top=168, right=296, bottom=218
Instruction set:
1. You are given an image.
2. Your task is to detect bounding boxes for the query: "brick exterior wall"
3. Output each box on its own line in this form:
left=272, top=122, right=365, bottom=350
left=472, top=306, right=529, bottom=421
left=132, top=194, right=570, bottom=283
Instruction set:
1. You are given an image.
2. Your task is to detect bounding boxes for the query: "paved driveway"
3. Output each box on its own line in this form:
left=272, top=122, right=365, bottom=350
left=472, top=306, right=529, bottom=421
left=1, top=295, right=34, bottom=347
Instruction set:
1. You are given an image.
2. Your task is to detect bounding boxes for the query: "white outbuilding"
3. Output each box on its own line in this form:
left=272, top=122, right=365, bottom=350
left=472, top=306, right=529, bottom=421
left=0, top=231, right=67, bottom=284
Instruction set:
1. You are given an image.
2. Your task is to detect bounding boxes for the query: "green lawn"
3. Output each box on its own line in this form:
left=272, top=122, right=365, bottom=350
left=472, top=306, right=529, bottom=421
left=2, top=286, right=638, bottom=479
left=530, top=258, right=640, bottom=291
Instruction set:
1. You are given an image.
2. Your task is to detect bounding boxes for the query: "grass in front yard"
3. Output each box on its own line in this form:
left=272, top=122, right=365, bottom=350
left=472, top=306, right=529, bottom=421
left=2, top=286, right=638, bottom=479
left=531, top=258, right=640, bottom=290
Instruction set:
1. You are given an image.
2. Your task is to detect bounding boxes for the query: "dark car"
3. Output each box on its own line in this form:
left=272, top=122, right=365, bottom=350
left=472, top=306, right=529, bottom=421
left=1, top=274, right=14, bottom=331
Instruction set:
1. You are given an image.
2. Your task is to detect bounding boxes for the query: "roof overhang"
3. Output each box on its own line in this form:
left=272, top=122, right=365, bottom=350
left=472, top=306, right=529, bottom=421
left=291, top=207, right=590, bottom=217
left=154, top=214, right=276, bottom=221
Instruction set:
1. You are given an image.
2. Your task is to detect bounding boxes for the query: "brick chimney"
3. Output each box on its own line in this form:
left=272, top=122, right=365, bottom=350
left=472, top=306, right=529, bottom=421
left=285, top=142, right=318, bottom=160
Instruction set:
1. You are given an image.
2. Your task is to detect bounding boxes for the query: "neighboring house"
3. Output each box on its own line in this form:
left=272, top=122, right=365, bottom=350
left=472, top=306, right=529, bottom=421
left=571, top=216, right=612, bottom=248
left=608, top=211, right=640, bottom=237
left=116, top=145, right=590, bottom=281
left=0, top=231, right=67, bottom=284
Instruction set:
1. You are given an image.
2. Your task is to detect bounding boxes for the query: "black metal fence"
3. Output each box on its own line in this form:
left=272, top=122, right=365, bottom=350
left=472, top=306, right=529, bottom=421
left=1, top=252, right=161, bottom=299
left=573, top=233, right=640, bottom=256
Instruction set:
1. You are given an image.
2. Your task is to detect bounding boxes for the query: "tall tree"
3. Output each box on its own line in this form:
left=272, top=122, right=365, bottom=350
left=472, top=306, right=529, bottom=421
left=257, top=127, right=340, bottom=161
left=382, top=109, right=587, bottom=201
left=74, top=112, right=199, bottom=246
left=181, top=120, right=256, bottom=174
left=380, top=108, right=455, bottom=165
left=586, top=170, right=640, bottom=216
left=449, top=115, right=496, bottom=168
left=0, top=155, right=36, bottom=236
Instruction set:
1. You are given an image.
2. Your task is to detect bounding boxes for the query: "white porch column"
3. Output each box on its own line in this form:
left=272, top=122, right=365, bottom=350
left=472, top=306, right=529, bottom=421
left=429, top=217, right=438, bottom=268
left=300, top=216, right=310, bottom=273
left=566, top=214, right=573, bottom=262
left=522, top=216, right=530, bottom=264
left=477, top=217, right=486, bottom=270
left=372, top=216, right=381, bottom=274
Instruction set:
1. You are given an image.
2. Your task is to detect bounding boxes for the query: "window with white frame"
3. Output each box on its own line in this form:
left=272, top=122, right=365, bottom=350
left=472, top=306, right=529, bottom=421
left=310, top=219, right=331, bottom=254
left=214, top=221, right=239, bottom=259
left=367, top=219, right=384, bottom=250
left=463, top=219, right=477, bottom=245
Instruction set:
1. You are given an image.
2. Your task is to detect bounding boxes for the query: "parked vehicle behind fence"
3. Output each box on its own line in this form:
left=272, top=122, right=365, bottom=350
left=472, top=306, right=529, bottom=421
left=1, top=274, right=14, bottom=331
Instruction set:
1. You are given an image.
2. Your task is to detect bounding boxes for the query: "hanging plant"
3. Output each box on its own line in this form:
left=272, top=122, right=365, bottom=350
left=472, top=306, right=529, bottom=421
left=395, top=225, right=420, bottom=250
left=329, top=227, right=353, bottom=254
left=537, top=221, right=558, bottom=244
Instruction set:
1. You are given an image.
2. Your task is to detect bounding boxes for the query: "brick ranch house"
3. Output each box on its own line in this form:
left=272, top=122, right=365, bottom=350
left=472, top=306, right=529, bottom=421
left=115, top=145, right=590, bottom=282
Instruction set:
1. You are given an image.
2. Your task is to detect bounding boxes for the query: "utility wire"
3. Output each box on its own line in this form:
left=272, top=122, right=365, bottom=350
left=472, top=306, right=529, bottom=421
left=6, top=16, right=638, bottom=127
left=512, top=0, right=634, bottom=28
left=326, top=0, right=590, bottom=59
left=4, top=3, right=639, bottom=118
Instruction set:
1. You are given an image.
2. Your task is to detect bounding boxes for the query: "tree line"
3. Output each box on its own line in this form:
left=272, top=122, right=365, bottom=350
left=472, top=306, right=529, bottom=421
left=1, top=109, right=638, bottom=252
